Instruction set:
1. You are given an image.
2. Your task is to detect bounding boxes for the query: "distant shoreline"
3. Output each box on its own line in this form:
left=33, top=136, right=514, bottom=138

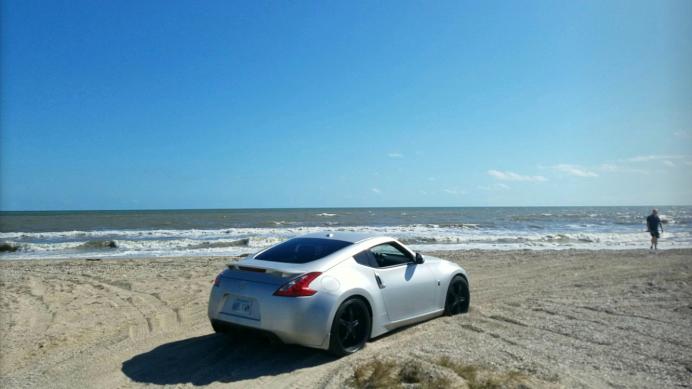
left=3, top=204, right=692, bottom=213
left=2, top=247, right=691, bottom=263
left=2, top=206, right=691, bottom=259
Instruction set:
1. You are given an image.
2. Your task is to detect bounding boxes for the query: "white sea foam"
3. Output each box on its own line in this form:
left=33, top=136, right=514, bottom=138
left=2, top=224, right=691, bottom=260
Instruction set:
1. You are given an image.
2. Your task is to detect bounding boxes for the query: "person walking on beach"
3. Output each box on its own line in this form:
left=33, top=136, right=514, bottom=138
left=646, top=209, right=663, bottom=250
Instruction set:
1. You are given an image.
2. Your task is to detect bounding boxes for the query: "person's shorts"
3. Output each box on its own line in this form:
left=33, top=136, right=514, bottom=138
left=650, top=231, right=660, bottom=238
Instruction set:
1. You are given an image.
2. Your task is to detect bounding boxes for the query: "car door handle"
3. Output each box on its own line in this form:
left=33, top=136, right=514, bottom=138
left=375, top=273, right=386, bottom=289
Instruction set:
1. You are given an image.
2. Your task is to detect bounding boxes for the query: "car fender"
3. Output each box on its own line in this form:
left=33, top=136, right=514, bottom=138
left=322, top=259, right=389, bottom=340
left=423, top=256, right=468, bottom=308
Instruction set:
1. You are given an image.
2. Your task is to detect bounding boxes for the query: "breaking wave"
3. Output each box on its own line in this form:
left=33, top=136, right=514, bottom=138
left=76, top=240, right=118, bottom=250
left=2, top=223, right=691, bottom=260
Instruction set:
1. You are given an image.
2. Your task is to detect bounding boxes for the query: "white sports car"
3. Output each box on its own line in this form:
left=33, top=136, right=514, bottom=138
left=208, top=232, right=469, bottom=355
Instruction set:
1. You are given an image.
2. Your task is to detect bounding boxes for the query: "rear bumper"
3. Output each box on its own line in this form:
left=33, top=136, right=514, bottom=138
left=207, top=281, right=335, bottom=350
left=210, top=319, right=283, bottom=343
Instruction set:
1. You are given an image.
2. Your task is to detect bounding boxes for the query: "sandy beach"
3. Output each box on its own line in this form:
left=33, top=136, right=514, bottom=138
left=1, top=249, right=691, bottom=388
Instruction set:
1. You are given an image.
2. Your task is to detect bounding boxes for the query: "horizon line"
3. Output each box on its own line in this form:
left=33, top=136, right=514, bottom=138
left=1, top=204, right=690, bottom=213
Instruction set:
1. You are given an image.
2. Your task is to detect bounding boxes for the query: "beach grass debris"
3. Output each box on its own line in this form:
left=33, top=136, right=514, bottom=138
left=348, top=356, right=547, bottom=389
left=348, top=358, right=454, bottom=389
left=436, top=356, right=536, bottom=389
left=398, top=360, right=452, bottom=388
left=350, top=359, right=400, bottom=388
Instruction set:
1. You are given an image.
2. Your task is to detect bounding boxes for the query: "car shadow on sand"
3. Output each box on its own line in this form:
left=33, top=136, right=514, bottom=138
left=121, top=332, right=336, bottom=386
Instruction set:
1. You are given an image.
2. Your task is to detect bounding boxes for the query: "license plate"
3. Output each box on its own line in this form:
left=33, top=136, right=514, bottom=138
left=230, top=298, right=253, bottom=316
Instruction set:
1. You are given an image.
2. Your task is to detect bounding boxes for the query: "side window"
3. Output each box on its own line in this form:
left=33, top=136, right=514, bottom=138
left=353, top=251, right=377, bottom=267
left=370, top=243, right=412, bottom=267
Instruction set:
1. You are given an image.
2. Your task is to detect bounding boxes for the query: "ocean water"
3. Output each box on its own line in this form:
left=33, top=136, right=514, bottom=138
left=1, top=206, right=691, bottom=260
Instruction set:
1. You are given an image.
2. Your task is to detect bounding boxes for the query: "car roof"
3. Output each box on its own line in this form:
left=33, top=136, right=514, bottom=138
left=298, top=231, right=379, bottom=244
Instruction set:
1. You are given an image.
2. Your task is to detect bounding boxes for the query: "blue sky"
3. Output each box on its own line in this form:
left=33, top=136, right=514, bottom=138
left=1, top=0, right=691, bottom=210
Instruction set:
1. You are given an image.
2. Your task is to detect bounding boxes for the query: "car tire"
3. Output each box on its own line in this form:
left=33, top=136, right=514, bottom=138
left=328, top=298, right=371, bottom=356
left=211, top=320, right=226, bottom=333
left=445, top=276, right=470, bottom=315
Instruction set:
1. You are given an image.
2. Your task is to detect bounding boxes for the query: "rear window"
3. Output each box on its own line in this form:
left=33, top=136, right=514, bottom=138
left=255, top=238, right=352, bottom=263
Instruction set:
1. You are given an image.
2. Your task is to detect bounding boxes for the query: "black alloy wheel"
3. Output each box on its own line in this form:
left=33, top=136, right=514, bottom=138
left=445, top=276, right=470, bottom=315
left=328, top=298, right=371, bottom=356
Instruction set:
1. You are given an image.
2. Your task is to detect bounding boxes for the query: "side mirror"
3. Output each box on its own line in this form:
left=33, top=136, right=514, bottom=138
left=415, top=252, right=425, bottom=264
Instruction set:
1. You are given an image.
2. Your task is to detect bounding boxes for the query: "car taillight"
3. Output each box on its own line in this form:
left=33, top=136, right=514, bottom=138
left=273, top=272, right=322, bottom=297
left=213, top=273, right=222, bottom=287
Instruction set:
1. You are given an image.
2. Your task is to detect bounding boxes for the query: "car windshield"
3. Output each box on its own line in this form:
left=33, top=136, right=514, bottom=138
left=255, top=238, right=352, bottom=263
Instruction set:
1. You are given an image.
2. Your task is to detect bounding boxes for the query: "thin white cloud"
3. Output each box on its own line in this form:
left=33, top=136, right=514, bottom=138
left=624, top=154, right=692, bottom=170
left=443, top=188, right=467, bottom=195
left=387, top=152, right=404, bottom=159
left=627, top=155, right=656, bottom=162
left=477, top=183, right=510, bottom=191
left=674, top=130, right=692, bottom=139
left=626, top=155, right=687, bottom=162
left=597, top=163, right=649, bottom=175
left=551, top=164, right=598, bottom=177
left=599, top=163, right=619, bottom=172
left=540, top=154, right=691, bottom=179
left=488, top=170, right=547, bottom=182
left=371, top=188, right=381, bottom=194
